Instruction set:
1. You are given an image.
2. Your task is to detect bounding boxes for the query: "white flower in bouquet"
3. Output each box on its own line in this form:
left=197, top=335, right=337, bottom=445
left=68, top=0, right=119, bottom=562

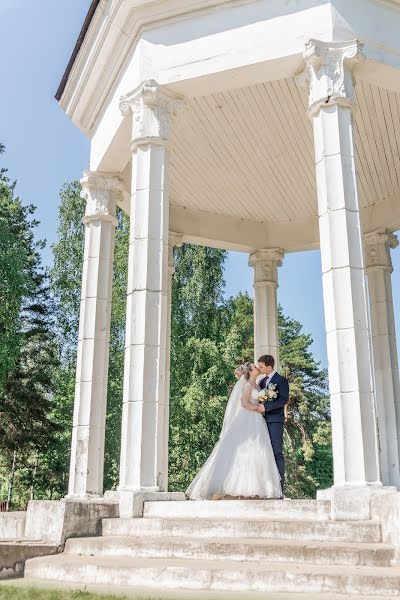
left=258, top=384, right=278, bottom=403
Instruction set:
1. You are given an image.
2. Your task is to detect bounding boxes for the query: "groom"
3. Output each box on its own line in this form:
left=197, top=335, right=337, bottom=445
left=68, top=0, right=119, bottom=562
left=258, top=355, right=289, bottom=493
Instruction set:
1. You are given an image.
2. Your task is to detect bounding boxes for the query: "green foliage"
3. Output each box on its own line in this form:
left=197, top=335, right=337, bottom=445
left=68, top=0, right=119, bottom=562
left=172, top=244, right=227, bottom=343
left=0, top=146, right=60, bottom=508
left=168, top=244, right=232, bottom=490
left=0, top=146, right=38, bottom=392
left=51, top=181, right=85, bottom=357
left=103, top=210, right=129, bottom=490
left=0, top=273, right=59, bottom=456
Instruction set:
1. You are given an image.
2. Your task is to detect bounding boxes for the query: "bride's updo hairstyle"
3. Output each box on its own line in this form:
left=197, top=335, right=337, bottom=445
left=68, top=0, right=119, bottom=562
left=234, top=364, right=244, bottom=379
left=242, top=362, right=253, bottom=380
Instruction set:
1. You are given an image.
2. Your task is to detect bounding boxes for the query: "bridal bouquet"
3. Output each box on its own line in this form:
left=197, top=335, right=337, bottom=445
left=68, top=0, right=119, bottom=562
left=258, top=383, right=278, bottom=404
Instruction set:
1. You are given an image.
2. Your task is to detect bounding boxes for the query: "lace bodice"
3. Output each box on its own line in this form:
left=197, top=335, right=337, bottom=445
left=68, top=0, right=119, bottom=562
left=250, top=385, right=260, bottom=405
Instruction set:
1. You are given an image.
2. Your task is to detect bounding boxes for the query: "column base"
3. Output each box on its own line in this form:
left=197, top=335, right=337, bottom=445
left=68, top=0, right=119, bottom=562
left=317, top=483, right=398, bottom=521
left=371, top=489, right=400, bottom=563
left=24, top=497, right=119, bottom=544
left=106, top=488, right=186, bottom=518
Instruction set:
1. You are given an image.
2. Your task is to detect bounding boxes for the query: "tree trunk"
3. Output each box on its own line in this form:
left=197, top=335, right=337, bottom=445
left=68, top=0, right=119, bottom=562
left=30, top=450, right=39, bottom=500
left=7, top=451, right=17, bottom=511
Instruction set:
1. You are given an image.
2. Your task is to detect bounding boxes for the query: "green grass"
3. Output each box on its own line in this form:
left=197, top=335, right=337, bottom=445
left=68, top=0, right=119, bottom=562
left=0, top=587, right=161, bottom=600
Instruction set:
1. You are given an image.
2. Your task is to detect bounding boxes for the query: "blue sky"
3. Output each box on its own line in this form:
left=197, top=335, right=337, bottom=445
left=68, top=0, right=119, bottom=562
left=2, top=0, right=400, bottom=368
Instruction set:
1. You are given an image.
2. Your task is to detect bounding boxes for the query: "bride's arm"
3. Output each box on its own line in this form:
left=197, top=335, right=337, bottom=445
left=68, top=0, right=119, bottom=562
left=241, top=384, right=262, bottom=412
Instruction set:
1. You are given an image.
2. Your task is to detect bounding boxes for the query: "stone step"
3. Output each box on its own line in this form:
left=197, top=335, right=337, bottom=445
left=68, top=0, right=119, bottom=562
left=64, top=535, right=395, bottom=568
left=102, top=517, right=382, bottom=544
left=24, top=555, right=400, bottom=596
left=143, top=499, right=330, bottom=521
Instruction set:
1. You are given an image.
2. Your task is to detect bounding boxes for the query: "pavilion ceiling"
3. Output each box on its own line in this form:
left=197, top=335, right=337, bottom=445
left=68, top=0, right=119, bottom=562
left=169, top=78, right=400, bottom=224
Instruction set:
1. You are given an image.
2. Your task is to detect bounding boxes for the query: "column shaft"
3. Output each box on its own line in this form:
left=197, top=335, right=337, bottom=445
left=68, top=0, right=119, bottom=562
left=365, top=231, right=400, bottom=486
left=118, top=81, right=184, bottom=492
left=68, top=171, right=120, bottom=497
left=300, top=40, right=380, bottom=486
left=249, top=249, right=284, bottom=365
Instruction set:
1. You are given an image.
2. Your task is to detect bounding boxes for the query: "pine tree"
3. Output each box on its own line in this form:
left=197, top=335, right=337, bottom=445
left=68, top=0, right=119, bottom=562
left=0, top=145, right=32, bottom=391
left=0, top=145, right=60, bottom=507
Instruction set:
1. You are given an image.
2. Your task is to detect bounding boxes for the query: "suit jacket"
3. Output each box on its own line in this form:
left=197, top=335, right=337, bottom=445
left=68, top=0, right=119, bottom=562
left=259, top=372, right=289, bottom=424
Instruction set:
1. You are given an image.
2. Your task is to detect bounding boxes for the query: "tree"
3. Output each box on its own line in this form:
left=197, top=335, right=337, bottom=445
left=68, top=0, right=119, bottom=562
left=0, top=271, right=59, bottom=454
left=168, top=244, right=232, bottom=490
left=0, top=145, right=60, bottom=507
left=51, top=181, right=85, bottom=357
left=0, top=145, right=33, bottom=391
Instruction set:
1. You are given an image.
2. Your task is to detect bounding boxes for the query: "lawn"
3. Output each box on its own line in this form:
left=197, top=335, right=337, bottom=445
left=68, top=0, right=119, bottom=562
left=0, top=587, right=160, bottom=600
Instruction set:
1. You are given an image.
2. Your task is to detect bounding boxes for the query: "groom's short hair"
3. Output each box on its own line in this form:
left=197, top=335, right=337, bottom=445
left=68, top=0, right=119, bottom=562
left=258, top=354, right=275, bottom=368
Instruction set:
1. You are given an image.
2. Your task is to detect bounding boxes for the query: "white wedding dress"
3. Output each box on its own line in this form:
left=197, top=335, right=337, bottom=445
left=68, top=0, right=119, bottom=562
left=186, top=376, right=282, bottom=500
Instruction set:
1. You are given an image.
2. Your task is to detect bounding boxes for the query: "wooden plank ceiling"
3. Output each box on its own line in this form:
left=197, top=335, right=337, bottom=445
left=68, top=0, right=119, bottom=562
left=169, top=79, right=400, bottom=223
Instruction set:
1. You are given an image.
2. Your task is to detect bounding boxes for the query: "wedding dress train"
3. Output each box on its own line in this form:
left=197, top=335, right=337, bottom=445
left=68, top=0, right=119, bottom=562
left=186, top=377, right=282, bottom=500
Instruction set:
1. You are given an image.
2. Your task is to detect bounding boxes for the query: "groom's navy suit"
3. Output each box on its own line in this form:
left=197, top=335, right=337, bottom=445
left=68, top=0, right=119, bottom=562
left=259, top=372, right=289, bottom=489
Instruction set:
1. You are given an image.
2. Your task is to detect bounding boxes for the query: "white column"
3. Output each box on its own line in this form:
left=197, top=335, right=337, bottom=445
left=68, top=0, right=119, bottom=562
left=365, top=230, right=400, bottom=487
left=68, top=171, right=122, bottom=497
left=299, top=40, right=380, bottom=486
left=118, top=81, right=184, bottom=492
left=249, top=249, right=284, bottom=365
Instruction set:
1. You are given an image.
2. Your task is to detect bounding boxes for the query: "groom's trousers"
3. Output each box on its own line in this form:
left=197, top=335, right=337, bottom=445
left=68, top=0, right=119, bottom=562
left=267, top=421, right=285, bottom=490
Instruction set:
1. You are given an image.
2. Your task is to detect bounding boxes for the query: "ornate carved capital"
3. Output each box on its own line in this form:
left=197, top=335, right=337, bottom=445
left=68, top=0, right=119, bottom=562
left=364, top=230, right=398, bottom=272
left=80, top=171, right=125, bottom=224
left=249, top=249, right=285, bottom=286
left=297, top=39, right=364, bottom=118
left=168, top=232, right=184, bottom=275
left=119, top=80, right=185, bottom=151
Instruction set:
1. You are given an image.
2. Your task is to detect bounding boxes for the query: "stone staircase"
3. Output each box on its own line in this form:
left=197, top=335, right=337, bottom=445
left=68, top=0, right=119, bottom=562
left=24, top=499, right=400, bottom=596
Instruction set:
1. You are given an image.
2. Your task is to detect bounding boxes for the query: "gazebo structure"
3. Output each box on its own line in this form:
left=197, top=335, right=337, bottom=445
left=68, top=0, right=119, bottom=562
left=57, top=0, right=400, bottom=520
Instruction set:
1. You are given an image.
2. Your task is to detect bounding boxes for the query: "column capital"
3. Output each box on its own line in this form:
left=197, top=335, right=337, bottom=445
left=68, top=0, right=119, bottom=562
left=80, top=170, right=125, bottom=224
left=249, top=249, right=285, bottom=286
left=297, top=39, right=364, bottom=118
left=168, top=232, right=183, bottom=275
left=119, top=79, right=185, bottom=151
left=364, top=229, right=399, bottom=272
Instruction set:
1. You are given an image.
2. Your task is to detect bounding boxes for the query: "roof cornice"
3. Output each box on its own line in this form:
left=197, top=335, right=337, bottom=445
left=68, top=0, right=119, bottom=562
left=56, top=0, right=102, bottom=101
left=56, top=0, right=257, bottom=135
left=58, top=0, right=400, bottom=136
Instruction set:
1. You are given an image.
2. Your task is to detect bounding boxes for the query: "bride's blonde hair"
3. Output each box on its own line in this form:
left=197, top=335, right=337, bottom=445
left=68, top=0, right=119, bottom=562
left=242, top=362, right=253, bottom=380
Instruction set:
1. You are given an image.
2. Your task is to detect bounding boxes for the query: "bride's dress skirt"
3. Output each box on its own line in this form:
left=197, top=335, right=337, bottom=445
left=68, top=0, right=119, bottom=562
left=186, top=408, right=282, bottom=500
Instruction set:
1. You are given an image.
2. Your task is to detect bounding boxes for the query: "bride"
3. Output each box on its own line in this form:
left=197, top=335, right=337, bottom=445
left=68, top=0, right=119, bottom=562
left=186, top=362, right=282, bottom=500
